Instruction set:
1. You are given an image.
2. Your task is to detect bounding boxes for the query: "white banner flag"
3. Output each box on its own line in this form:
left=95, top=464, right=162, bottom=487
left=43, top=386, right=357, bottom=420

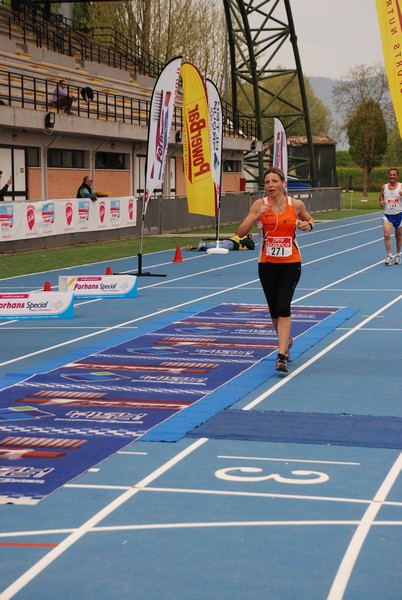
left=143, top=56, right=182, bottom=217
left=206, top=79, right=223, bottom=213
left=273, top=117, right=288, bottom=178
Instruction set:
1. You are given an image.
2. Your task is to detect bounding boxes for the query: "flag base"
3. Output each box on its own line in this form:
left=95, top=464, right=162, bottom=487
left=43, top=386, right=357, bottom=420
left=207, top=247, right=229, bottom=255
left=116, top=253, right=167, bottom=277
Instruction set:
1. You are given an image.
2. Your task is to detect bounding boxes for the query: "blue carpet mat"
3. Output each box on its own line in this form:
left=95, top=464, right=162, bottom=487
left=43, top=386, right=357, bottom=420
left=0, top=304, right=356, bottom=503
left=187, top=409, right=402, bottom=449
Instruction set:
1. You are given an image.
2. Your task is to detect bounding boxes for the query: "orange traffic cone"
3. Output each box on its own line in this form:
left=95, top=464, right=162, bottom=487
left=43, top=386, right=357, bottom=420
left=105, top=266, right=112, bottom=275
left=43, top=281, right=52, bottom=291
left=173, top=245, right=183, bottom=263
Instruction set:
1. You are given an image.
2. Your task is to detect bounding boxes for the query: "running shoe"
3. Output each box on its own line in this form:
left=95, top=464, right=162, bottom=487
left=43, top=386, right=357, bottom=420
left=185, top=244, right=198, bottom=251
left=275, top=355, right=288, bottom=373
left=394, top=255, right=401, bottom=265
left=384, top=255, right=393, bottom=265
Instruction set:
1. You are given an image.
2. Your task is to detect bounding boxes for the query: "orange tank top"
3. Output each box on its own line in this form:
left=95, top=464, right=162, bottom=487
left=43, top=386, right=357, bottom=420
left=258, top=196, right=302, bottom=263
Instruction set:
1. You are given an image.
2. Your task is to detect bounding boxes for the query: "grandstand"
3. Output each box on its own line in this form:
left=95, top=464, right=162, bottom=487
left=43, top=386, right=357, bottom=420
left=0, top=0, right=254, bottom=248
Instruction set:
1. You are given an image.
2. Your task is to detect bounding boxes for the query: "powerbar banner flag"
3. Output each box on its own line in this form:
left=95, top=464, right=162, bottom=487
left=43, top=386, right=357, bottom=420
left=206, top=78, right=223, bottom=217
left=143, top=56, right=182, bottom=217
left=181, top=62, right=215, bottom=217
left=376, top=0, right=402, bottom=136
left=273, top=117, right=288, bottom=179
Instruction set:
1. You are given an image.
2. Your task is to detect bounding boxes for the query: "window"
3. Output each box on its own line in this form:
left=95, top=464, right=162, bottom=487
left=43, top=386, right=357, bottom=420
left=223, top=160, right=241, bottom=173
left=48, top=149, right=85, bottom=168
left=26, top=147, right=40, bottom=167
left=95, top=152, right=126, bottom=169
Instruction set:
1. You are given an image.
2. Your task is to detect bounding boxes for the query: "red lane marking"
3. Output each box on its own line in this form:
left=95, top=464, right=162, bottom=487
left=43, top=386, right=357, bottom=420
left=0, top=542, right=57, bottom=548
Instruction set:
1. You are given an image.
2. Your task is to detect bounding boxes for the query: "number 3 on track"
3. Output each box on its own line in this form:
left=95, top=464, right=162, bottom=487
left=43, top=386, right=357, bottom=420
left=215, top=466, right=329, bottom=484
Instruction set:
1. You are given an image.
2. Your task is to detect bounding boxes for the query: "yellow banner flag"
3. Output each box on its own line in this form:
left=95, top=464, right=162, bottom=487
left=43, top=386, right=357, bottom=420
left=376, top=0, right=402, bottom=135
left=181, top=62, right=215, bottom=216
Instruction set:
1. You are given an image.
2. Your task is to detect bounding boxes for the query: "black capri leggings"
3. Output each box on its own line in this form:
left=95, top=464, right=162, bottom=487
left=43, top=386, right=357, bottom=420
left=258, top=261, right=301, bottom=319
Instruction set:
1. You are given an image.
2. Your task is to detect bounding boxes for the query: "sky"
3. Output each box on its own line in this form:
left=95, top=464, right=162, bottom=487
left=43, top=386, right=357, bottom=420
left=285, top=0, right=384, bottom=80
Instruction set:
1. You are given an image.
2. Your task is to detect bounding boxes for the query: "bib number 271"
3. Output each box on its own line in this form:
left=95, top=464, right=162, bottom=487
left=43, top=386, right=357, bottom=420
left=265, top=236, right=292, bottom=257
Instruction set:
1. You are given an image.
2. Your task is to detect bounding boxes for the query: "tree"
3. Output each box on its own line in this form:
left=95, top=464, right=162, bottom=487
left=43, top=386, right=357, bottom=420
left=265, top=74, right=332, bottom=139
left=235, top=70, right=332, bottom=143
left=382, top=125, right=402, bottom=166
left=81, top=0, right=227, bottom=87
left=347, top=100, right=387, bottom=196
left=336, top=150, right=356, bottom=167
left=333, top=63, right=393, bottom=126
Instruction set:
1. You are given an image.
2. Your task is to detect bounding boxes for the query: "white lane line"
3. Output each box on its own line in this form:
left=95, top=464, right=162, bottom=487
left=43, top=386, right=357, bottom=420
left=243, top=295, right=402, bottom=410
left=301, top=226, right=380, bottom=249
left=2, top=518, right=401, bottom=542
left=295, top=260, right=383, bottom=303
left=98, top=228, right=384, bottom=276
left=0, top=437, right=208, bottom=600
left=327, top=452, right=402, bottom=600
left=59, top=485, right=376, bottom=506
left=0, top=326, right=140, bottom=330
left=74, top=520, right=370, bottom=531
left=116, top=450, right=148, bottom=455
left=138, top=236, right=385, bottom=288
left=314, top=217, right=380, bottom=231
left=217, top=455, right=360, bottom=465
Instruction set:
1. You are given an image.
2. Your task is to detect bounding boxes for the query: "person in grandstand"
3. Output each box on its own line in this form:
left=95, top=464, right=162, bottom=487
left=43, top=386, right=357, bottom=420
left=379, top=168, right=402, bottom=266
left=51, top=79, right=76, bottom=114
left=0, top=171, right=12, bottom=201
left=185, top=234, right=255, bottom=252
left=236, top=166, right=314, bottom=374
left=76, top=176, right=97, bottom=201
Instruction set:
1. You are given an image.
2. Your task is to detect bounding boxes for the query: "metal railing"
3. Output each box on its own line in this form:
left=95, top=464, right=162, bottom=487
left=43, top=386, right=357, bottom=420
left=0, top=69, right=257, bottom=139
left=0, top=71, right=152, bottom=125
left=3, top=1, right=162, bottom=78
left=89, top=27, right=163, bottom=79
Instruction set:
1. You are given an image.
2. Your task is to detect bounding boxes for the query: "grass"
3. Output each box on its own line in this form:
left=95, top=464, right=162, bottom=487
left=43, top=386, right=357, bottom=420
left=0, top=192, right=381, bottom=279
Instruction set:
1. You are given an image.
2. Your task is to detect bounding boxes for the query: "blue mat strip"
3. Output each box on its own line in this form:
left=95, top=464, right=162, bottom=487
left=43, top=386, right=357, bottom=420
left=187, top=409, right=402, bottom=449
left=141, top=307, right=357, bottom=442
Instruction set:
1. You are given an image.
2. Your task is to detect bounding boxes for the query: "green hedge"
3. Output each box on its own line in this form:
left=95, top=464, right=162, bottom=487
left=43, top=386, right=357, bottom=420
left=337, top=166, right=402, bottom=192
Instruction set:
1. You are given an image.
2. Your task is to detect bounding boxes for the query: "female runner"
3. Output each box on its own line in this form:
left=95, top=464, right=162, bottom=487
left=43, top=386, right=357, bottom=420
left=237, top=167, right=315, bottom=372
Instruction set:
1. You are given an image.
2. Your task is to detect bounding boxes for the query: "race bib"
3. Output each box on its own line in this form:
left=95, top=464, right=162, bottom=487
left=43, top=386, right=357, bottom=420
left=265, top=236, right=292, bottom=257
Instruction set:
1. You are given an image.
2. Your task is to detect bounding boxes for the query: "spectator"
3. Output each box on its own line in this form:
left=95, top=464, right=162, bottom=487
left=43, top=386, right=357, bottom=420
left=76, top=176, right=97, bottom=201
left=0, top=171, right=12, bottom=201
left=186, top=234, right=255, bottom=252
left=51, top=80, right=76, bottom=114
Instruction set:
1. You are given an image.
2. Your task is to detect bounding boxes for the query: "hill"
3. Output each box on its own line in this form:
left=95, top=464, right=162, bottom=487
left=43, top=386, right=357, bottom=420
left=309, top=75, right=346, bottom=148
left=309, top=75, right=338, bottom=117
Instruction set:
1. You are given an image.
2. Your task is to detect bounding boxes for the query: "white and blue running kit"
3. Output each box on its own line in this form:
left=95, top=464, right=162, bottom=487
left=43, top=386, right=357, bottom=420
left=380, top=170, right=402, bottom=265
left=382, top=183, right=402, bottom=229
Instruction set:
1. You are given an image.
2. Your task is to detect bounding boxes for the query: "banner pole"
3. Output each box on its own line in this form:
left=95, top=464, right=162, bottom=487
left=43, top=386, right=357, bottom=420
left=136, top=205, right=146, bottom=276
left=114, top=194, right=166, bottom=277
left=128, top=56, right=181, bottom=277
left=206, top=78, right=228, bottom=255
left=134, top=195, right=166, bottom=277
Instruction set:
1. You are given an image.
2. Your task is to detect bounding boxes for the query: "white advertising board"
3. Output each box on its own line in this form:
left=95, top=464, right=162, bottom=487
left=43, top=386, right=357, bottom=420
left=0, top=292, right=74, bottom=319
left=58, top=275, right=138, bottom=298
left=0, top=196, right=137, bottom=242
